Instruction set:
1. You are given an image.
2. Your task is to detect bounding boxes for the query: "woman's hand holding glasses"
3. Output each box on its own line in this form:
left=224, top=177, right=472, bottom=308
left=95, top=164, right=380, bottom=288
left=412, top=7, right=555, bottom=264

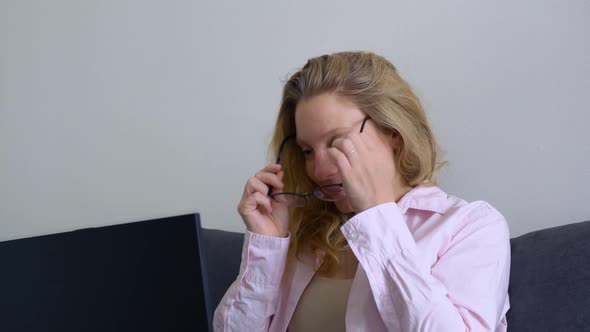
left=237, top=164, right=290, bottom=238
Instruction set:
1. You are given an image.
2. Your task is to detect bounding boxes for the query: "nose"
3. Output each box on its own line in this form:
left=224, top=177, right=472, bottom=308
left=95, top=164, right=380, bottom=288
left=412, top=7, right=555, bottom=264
left=308, top=150, right=339, bottom=184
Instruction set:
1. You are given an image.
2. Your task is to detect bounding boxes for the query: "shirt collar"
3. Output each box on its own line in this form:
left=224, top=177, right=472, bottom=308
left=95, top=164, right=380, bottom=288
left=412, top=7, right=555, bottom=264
left=397, top=183, right=454, bottom=215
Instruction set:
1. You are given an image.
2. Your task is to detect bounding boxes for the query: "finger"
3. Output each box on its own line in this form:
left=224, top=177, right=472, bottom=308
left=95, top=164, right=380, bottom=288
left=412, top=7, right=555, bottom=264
left=261, top=163, right=282, bottom=173
left=327, top=146, right=352, bottom=175
left=332, top=137, right=359, bottom=162
left=243, top=164, right=283, bottom=196
left=252, top=192, right=273, bottom=214
left=239, top=191, right=273, bottom=215
left=244, top=176, right=270, bottom=196
left=348, top=132, right=369, bottom=154
left=255, top=171, right=285, bottom=189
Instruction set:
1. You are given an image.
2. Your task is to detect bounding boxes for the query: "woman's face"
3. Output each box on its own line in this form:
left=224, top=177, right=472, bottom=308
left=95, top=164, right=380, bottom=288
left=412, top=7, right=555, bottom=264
left=295, top=93, right=398, bottom=213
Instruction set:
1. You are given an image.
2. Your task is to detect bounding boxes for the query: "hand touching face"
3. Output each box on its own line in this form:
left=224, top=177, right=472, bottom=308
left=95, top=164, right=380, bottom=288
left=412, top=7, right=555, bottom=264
left=295, top=93, right=408, bottom=214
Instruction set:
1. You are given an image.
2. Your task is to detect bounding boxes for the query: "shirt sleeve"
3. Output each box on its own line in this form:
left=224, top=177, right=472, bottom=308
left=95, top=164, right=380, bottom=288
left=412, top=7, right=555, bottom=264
left=340, top=202, right=511, bottom=332
left=213, top=230, right=290, bottom=332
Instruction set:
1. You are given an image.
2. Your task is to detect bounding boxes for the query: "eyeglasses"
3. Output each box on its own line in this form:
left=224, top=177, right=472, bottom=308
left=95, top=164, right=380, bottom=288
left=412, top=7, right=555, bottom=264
left=268, top=116, right=370, bottom=207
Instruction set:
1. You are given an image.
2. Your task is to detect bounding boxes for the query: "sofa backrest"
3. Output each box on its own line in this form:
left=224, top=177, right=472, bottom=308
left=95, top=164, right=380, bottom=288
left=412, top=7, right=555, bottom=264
left=201, top=228, right=245, bottom=314
left=507, top=219, right=590, bottom=331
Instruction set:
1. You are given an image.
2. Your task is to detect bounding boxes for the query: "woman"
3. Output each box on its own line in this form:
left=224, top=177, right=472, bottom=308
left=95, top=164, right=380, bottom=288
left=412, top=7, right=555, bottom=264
left=213, top=51, right=511, bottom=331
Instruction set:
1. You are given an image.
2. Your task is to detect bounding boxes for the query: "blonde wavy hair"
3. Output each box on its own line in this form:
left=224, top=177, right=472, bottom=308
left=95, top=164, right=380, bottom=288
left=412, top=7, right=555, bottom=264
left=269, top=51, right=446, bottom=276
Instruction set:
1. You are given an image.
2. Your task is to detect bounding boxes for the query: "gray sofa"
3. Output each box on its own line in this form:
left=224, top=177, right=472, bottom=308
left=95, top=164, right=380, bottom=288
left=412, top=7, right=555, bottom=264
left=202, top=220, right=590, bottom=332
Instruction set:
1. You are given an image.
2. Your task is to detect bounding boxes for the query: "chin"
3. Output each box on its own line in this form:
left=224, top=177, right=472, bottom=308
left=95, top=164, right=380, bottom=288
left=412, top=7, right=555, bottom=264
left=335, top=199, right=354, bottom=214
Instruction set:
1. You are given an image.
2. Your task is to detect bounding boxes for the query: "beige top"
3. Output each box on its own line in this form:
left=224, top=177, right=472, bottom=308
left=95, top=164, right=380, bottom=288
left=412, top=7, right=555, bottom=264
left=288, top=274, right=354, bottom=332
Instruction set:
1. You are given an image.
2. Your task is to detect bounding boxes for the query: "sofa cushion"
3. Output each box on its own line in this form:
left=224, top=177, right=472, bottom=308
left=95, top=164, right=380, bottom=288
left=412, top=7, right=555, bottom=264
left=507, top=220, right=590, bottom=331
left=201, top=228, right=245, bottom=311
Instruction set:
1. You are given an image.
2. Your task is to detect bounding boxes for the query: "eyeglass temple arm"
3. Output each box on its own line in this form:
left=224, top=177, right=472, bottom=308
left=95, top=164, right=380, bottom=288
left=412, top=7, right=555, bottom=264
left=268, top=135, right=295, bottom=196
left=360, top=116, right=370, bottom=133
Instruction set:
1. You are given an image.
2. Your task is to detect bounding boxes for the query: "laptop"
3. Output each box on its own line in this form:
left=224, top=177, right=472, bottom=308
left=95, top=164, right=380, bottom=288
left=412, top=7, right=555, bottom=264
left=0, top=213, right=212, bottom=331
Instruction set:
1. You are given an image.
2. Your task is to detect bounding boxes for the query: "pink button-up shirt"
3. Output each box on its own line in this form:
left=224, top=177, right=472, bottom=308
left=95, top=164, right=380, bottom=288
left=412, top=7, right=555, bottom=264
left=214, top=184, right=511, bottom=331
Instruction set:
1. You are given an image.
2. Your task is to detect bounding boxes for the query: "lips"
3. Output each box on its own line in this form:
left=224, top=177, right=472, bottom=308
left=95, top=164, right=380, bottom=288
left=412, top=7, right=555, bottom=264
left=321, top=185, right=345, bottom=197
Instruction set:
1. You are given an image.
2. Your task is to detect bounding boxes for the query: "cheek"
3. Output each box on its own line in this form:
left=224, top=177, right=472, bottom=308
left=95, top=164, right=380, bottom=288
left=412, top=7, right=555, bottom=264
left=374, top=135, right=397, bottom=160
left=305, top=159, right=314, bottom=178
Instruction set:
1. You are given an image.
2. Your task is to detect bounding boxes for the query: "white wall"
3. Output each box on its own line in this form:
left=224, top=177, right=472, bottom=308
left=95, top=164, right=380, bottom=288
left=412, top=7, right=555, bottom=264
left=1, top=0, right=589, bottom=241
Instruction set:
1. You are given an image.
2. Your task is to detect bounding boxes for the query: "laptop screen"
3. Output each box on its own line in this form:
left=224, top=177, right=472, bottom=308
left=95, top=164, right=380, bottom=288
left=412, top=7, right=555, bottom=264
left=0, top=213, right=211, bottom=331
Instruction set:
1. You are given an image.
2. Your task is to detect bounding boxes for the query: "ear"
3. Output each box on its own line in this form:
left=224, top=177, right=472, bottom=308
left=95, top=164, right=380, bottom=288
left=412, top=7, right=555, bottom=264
left=390, top=130, right=402, bottom=152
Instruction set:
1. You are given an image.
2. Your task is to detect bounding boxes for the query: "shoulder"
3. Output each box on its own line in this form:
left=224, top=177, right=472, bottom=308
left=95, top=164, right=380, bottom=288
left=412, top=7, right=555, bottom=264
left=402, top=184, right=509, bottom=238
left=441, top=196, right=510, bottom=245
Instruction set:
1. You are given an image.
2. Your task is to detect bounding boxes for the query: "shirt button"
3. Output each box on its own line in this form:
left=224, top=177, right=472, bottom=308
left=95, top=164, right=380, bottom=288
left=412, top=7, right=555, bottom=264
left=348, top=230, right=358, bottom=240
left=359, top=247, right=366, bottom=255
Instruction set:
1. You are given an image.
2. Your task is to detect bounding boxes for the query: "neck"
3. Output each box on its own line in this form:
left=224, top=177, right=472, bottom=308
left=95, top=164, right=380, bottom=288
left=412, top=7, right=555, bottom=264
left=392, top=174, right=414, bottom=202
left=394, top=184, right=413, bottom=203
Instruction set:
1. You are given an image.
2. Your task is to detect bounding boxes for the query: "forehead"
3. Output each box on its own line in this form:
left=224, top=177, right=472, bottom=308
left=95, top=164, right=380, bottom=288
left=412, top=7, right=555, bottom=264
left=294, top=93, right=363, bottom=144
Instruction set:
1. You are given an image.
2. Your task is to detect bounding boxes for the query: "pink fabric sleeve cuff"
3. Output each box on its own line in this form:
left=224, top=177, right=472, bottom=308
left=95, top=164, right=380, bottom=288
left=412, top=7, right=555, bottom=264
left=240, top=230, right=291, bottom=286
left=340, top=202, right=415, bottom=259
